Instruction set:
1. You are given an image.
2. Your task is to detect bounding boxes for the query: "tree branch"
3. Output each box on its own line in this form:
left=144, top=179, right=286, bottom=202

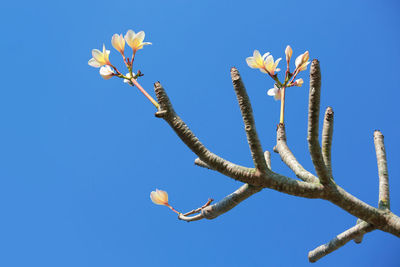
left=154, top=82, right=261, bottom=186
left=152, top=65, right=400, bottom=259
left=321, top=107, right=334, bottom=178
left=178, top=184, right=262, bottom=221
left=308, top=221, right=375, bottom=262
left=231, top=67, right=269, bottom=174
left=308, top=60, right=331, bottom=184
left=353, top=219, right=367, bottom=244
left=274, top=123, right=319, bottom=183
left=154, top=81, right=326, bottom=198
left=374, top=130, right=390, bottom=210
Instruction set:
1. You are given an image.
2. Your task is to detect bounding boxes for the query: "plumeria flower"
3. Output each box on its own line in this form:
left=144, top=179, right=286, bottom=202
left=294, top=78, right=304, bottom=87
left=264, top=55, right=282, bottom=75
left=295, top=51, right=310, bottom=72
left=246, top=50, right=270, bottom=73
left=123, top=72, right=136, bottom=83
left=267, top=85, right=282, bottom=101
left=150, top=189, right=169, bottom=206
left=99, top=65, right=115, bottom=80
left=285, top=45, right=293, bottom=63
left=124, top=30, right=152, bottom=53
left=88, top=44, right=111, bottom=68
left=111, top=34, right=125, bottom=55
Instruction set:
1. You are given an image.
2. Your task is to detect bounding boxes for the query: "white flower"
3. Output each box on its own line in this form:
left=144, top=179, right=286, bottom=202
left=246, top=50, right=270, bottom=73
left=295, top=51, right=310, bottom=72
left=267, top=85, right=282, bottom=101
left=150, top=189, right=169, bottom=206
left=264, top=55, right=282, bottom=75
left=99, top=65, right=114, bottom=80
left=88, top=44, right=111, bottom=68
left=124, top=30, right=152, bottom=53
left=111, top=34, right=125, bottom=54
left=294, top=78, right=304, bottom=87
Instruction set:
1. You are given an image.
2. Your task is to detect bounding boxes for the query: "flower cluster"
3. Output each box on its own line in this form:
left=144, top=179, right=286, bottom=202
left=246, top=46, right=310, bottom=124
left=88, top=30, right=159, bottom=108
left=246, top=46, right=309, bottom=101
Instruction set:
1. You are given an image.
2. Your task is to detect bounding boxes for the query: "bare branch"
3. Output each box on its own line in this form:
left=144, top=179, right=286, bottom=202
left=231, top=67, right=268, bottom=174
left=264, top=151, right=271, bottom=170
left=308, top=221, right=375, bottom=262
left=154, top=81, right=326, bottom=198
left=374, top=130, right=390, bottom=210
left=275, top=123, right=319, bottom=183
left=152, top=67, right=400, bottom=251
left=178, top=184, right=262, bottom=221
left=154, top=82, right=261, bottom=186
left=321, top=107, right=334, bottom=178
left=182, top=198, right=214, bottom=216
left=308, top=59, right=331, bottom=184
left=194, top=158, right=212, bottom=170
left=202, top=184, right=262, bottom=219
left=353, top=219, right=366, bottom=244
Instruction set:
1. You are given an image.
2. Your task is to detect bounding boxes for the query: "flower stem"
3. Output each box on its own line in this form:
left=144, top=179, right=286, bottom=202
left=130, top=78, right=160, bottom=109
left=166, top=204, right=180, bottom=215
left=280, top=87, right=286, bottom=124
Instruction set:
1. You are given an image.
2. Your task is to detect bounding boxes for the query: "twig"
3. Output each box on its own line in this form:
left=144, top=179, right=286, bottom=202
left=307, top=60, right=331, bottom=184
left=308, top=221, right=375, bottom=262
left=154, top=82, right=260, bottom=186
left=194, top=158, right=212, bottom=170
left=374, top=130, right=390, bottom=210
left=178, top=184, right=261, bottom=221
left=353, top=219, right=366, bottom=244
left=321, top=107, right=334, bottom=178
left=182, top=198, right=214, bottom=216
left=231, top=67, right=268, bottom=174
left=275, top=123, right=319, bottom=183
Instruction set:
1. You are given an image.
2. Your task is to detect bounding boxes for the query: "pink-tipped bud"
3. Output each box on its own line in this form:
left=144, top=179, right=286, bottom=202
left=285, top=45, right=293, bottom=63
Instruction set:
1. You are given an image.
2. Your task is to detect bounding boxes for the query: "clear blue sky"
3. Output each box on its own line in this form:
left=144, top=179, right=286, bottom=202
left=1, top=0, right=399, bottom=266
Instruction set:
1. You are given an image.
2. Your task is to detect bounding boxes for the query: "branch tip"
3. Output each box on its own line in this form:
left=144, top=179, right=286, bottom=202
left=308, top=221, right=375, bottom=262
left=374, top=130, right=390, bottom=210
left=322, top=106, right=334, bottom=178
left=231, top=68, right=268, bottom=174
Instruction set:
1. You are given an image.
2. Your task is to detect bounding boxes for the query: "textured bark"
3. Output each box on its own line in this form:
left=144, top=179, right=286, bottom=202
left=178, top=184, right=262, bottom=221
left=308, top=221, right=375, bottom=262
left=231, top=68, right=268, bottom=174
left=321, top=107, right=334, bottom=178
left=152, top=63, right=400, bottom=262
left=275, top=123, right=319, bottom=183
left=307, top=60, right=331, bottom=185
left=374, top=131, right=390, bottom=210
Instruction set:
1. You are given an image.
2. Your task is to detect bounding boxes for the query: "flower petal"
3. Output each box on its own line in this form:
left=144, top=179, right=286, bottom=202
left=246, top=57, right=257, bottom=68
left=135, top=31, right=145, bottom=43
left=125, top=30, right=135, bottom=41
left=92, top=49, right=103, bottom=62
left=88, top=58, right=101, bottom=68
left=267, top=88, right=277, bottom=96
left=295, top=54, right=303, bottom=68
left=253, top=50, right=261, bottom=59
left=262, top=52, right=270, bottom=60
left=99, top=65, right=114, bottom=80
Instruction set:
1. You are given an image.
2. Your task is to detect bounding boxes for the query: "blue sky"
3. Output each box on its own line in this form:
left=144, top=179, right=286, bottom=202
left=1, top=0, right=399, bottom=266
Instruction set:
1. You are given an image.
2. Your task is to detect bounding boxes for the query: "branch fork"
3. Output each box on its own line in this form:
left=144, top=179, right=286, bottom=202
left=152, top=60, right=399, bottom=262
